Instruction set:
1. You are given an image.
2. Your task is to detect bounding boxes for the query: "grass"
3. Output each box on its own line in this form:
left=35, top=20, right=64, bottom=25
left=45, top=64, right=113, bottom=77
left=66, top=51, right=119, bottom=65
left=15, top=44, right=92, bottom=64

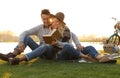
left=0, top=58, right=120, bottom=78
left=0, top=50, right=120, bottom=78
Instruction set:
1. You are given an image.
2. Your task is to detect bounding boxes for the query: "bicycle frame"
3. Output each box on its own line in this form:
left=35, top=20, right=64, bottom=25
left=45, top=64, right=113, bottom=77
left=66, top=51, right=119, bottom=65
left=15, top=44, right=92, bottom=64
left=106, top=32, right=120, bottom=45
left=106, top=17, right=120, bottom=45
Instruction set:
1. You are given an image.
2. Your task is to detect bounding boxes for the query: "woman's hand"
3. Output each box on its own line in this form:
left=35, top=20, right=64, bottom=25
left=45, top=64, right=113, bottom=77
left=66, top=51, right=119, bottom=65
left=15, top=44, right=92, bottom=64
left=77, top=45, right=84, bottom=51
left=51, top=39, right=57, bottom=45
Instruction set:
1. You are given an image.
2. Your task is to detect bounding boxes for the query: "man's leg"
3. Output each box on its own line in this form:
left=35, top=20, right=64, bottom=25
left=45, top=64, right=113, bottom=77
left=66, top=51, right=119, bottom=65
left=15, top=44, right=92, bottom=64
left=0, top=36, right=39, bottom=61
left=14, top=36, right=39, bottom=55
left=9, top=44, right=48, bottom=65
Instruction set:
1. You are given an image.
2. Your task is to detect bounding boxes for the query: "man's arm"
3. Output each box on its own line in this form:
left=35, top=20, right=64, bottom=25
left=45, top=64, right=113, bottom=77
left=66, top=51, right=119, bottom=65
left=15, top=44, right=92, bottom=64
left=18, top=25, right=42, bottom=42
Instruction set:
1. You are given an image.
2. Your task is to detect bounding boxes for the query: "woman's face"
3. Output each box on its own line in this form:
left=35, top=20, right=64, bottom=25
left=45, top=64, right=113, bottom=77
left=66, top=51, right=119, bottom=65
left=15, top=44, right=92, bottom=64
left=51, top=18, right=60, bottom=29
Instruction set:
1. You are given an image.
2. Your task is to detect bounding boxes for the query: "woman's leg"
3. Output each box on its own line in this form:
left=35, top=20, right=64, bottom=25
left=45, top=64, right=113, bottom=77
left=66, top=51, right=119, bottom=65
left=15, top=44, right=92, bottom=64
left=58, top=44, right=80, bottom=60
left=82, top=46, right=100, bottom=59
left=82, top=46, right=116, bottom=63
left=42, top=45, right=56, bottom=59
left=58, top=44, right=97, bottom=62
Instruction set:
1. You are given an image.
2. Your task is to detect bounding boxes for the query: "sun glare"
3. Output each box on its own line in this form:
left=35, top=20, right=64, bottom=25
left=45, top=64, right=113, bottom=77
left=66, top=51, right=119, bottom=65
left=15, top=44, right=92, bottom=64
left=0, top=0, right=120, bottom=37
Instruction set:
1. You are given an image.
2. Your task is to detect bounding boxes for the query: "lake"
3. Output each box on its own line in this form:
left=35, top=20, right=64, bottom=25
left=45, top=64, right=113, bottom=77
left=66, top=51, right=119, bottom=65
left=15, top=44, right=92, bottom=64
left=0, top=42, right=103, bottom=54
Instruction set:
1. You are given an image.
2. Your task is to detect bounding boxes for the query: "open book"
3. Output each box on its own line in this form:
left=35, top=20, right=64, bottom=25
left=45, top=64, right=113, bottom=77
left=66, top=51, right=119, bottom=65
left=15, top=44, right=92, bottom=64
left=43, top=29, right=61, bottom=44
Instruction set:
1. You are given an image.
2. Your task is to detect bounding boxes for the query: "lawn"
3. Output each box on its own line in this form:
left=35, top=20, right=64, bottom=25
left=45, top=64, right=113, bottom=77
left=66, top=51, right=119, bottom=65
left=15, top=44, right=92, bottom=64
left=0, top=57, right=120, bottom=78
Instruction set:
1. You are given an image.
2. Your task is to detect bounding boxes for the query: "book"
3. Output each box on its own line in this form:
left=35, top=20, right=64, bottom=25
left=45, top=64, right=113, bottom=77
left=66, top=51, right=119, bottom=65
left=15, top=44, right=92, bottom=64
left=43, top=29, right=61, bottom=44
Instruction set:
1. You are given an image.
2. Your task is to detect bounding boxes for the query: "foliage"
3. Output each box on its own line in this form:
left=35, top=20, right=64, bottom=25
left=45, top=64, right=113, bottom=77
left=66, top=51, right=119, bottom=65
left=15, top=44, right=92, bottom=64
left=78, top=35, right=108, bottom=42
left=0, top=30, right=18, bottom=42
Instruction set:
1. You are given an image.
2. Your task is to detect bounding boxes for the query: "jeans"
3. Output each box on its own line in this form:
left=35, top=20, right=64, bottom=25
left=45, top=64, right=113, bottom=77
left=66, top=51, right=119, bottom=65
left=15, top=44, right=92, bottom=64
left=57, top=44, right=100, bottom=60
left=15, top=36, right=54, bottom=60
left=25, top=45, right=57, bottom=60
left=15, top=36, right=39, bottom=51
left=25, top=45, right=49, bottom=60
left=57, top=44, right=80, bottom=60
left=81, top=46, right=99, bottom=58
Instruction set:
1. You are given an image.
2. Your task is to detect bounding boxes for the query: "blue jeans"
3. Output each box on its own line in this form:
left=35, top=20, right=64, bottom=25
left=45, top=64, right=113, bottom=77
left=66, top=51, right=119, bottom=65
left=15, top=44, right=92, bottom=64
left=25, top=45, right=51, bottom=60
left=25, top=45, right=57, bottom=60
left=57, top=44, right=80, bottom=60
left=15, top=36, right=54, bottom=60
left=57, top=44, right=99, bottom=60
left=81, top=46, right=100, bottom=58
left=15, top=36, right=39, bottom=52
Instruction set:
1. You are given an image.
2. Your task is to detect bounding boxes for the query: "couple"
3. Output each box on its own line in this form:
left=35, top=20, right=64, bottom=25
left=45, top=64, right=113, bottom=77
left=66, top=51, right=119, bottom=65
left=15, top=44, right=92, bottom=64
left=0, top=9, right=116, bottom=65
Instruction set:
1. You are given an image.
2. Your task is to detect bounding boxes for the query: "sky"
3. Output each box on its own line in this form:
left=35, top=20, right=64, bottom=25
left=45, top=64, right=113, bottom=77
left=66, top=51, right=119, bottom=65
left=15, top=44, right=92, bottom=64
left=0, top=0, right=120, bottom=37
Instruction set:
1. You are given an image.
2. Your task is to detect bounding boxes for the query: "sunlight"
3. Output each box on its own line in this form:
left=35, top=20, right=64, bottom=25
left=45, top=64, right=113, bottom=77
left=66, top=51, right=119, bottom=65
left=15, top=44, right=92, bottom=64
left=0, top=60, right=7, bottom=64
left=2, top=72, right=12, bottom=78
left=0, top=0, right=120, bottom=37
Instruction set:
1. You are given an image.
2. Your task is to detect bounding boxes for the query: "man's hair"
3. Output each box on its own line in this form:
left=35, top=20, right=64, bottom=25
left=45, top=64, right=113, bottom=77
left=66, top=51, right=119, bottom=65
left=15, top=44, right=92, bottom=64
left=41, top=9, right=50, bottom=15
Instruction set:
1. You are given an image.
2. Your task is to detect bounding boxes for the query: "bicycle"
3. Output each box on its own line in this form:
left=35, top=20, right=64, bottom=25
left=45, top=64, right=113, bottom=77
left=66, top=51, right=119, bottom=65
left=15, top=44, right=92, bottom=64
left=106, top=17, right=120, bottom=45
left=103, top=17, right=120, bottom=54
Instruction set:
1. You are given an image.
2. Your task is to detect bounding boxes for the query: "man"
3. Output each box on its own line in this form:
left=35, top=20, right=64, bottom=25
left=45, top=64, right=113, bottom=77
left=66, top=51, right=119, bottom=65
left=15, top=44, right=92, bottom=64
left=0, top=9, right=52, bottom=61
left=7, top=12, right=71, bottom=65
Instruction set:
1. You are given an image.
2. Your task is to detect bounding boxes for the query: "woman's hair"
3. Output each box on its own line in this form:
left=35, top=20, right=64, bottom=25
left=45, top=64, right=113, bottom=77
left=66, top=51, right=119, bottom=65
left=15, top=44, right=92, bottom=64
left=57, top=21, right=67, bottom=37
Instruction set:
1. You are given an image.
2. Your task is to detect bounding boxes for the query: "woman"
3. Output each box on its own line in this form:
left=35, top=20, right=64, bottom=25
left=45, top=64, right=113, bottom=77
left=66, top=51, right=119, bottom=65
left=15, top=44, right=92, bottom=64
left=56, top=30, right=116, bottom=63
left=50, top=13, right=117, bottom=63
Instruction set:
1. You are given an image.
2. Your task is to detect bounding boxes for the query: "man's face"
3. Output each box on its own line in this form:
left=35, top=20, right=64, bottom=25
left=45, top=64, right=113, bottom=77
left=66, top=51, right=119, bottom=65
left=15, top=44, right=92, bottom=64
left=41, top=14, right=50, bottom=27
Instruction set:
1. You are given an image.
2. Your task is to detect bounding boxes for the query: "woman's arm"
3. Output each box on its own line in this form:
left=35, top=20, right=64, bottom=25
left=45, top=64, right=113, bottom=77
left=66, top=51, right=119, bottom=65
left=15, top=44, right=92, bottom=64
left=71, top=32, right=81, bottom=47
left=71, top=32, right=85, bottom=51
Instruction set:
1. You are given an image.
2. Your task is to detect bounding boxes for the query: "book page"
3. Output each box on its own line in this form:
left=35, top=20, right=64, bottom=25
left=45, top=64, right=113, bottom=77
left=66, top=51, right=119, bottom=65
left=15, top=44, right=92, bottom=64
left=42, top=29, right=56, bottom=36
left=43, top=29, right=61, bottom=44
left=50, top=29, right=57, bottom=35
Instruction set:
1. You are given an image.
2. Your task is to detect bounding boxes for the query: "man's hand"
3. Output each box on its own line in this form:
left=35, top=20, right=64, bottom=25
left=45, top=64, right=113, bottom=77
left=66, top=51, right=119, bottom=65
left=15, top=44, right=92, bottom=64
left=18, top=41, right=25, bottom=52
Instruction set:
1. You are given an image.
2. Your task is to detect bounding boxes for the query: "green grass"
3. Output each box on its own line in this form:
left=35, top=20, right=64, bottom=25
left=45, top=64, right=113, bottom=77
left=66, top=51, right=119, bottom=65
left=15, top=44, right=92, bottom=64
left=0, top=59, right=120, bottom=78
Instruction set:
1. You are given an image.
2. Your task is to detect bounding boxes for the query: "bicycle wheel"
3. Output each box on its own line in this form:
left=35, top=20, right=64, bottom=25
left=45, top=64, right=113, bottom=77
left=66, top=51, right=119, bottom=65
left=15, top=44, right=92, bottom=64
left=107, top=34, right=120, bottom=45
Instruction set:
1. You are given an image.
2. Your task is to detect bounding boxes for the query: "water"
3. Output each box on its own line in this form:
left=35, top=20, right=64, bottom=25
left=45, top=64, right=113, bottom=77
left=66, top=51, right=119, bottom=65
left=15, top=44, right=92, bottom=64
left=0, top=42, right=103, bottom=54
left=0, top=42, right=32, bottom=54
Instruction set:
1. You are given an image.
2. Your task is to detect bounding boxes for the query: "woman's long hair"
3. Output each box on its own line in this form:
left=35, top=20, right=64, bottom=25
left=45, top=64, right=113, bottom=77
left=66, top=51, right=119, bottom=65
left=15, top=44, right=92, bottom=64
left=57, top=21, right=67, bottom=37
